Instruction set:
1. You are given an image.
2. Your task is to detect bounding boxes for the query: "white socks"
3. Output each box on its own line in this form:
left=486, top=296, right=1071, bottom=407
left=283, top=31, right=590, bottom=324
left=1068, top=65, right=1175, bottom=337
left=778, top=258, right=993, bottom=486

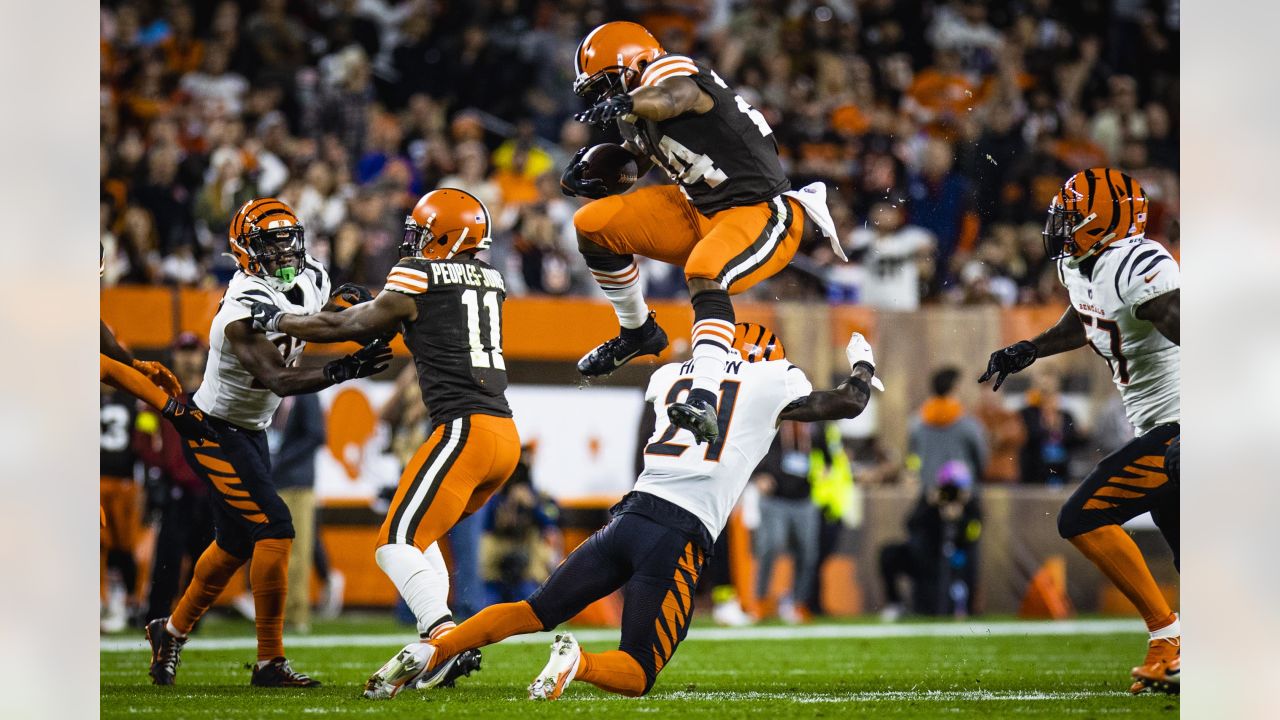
left=689, top=319, right=735, bottom=396
left=375, top=542, right=452, bottom=637
left=1150, top=614, right=1180, bottom=641
left=590, top=262, right=649, bottom=329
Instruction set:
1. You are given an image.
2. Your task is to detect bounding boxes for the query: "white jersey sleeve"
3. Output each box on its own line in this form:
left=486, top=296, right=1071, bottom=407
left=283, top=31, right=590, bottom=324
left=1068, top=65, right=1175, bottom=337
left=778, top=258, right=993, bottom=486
left=1115, top=241, right=1179, bottom=313
left=632, top=358, right=812, bottom=539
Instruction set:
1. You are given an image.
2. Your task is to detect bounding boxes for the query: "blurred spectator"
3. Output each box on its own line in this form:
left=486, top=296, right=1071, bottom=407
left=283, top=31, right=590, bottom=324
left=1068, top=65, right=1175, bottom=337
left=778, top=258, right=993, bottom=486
left=908, top=367, right=988, bottom=490
left=751, top=422, right=821, bottom=624
left=480, top=450, right=561, bottom=605
left=269, top=394, right=327, bottom=633
left=844, top=201, right=936, bottom=310
left=140, top=333, right=215, bottom=625
left=878, top=460, right=982, bottom=620
left=1017, top=373, right=1087, bottom=485
left=100, top=382, right=145, bottom=633
left=906, top=137, right=979, bottom=293
left=973, top=396, right=1026, bottom=484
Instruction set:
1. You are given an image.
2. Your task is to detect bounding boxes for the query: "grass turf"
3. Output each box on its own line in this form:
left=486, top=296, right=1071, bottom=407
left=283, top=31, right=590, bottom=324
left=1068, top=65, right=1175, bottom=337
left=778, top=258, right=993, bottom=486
left=101, top=615, right=1179, bottom=718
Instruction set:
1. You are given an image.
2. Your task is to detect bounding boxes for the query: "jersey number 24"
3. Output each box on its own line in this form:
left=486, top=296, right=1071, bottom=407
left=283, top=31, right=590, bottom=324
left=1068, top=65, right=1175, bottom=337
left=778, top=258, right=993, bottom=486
left=645, top=378, right=740, bottom=462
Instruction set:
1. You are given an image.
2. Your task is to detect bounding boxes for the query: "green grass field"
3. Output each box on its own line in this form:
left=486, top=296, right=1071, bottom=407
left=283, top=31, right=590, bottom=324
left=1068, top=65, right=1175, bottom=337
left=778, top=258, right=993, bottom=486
left=101, top=615, right=1179, bottom=718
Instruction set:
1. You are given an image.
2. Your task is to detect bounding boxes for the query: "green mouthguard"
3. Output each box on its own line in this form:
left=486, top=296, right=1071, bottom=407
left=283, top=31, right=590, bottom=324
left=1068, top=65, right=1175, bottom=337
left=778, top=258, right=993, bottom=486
left=275, top=266, right=297, bottom=284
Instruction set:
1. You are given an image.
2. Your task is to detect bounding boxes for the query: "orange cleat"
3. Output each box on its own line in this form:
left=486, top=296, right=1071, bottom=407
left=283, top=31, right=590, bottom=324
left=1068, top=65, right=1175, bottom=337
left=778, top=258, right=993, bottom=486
left=1129, top=636, right=1180, bottom=694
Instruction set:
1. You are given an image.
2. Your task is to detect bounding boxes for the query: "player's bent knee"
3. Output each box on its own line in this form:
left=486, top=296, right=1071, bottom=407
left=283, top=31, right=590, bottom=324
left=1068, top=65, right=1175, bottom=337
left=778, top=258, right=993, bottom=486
left=573, top=196, right=625, bottom=238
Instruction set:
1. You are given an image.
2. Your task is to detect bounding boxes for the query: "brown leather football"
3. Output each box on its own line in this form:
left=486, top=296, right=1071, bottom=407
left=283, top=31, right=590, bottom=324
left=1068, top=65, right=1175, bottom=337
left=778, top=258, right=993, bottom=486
left=580, top=143, right=639, bottom=195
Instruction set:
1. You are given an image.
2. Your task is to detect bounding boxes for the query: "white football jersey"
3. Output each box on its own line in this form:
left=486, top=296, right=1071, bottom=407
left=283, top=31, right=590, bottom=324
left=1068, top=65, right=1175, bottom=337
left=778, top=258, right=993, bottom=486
left=193, top=257, right=331, bottom=430
left=1060, top=237, right=1179, bottom=435
left=632, top=357, right=814, bottom=538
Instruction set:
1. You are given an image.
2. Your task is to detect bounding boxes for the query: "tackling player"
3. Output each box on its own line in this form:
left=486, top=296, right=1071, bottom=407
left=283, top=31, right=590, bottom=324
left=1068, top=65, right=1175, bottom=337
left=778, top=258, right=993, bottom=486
left=242, top=188, right=518, bottom=693
left=978, top=168, right=1180, bottom=694
left=144, top=198, right=391, bottom=688
left=361, top=325, right=882, bottom=700
left=561, top=21, right=846, bottom=445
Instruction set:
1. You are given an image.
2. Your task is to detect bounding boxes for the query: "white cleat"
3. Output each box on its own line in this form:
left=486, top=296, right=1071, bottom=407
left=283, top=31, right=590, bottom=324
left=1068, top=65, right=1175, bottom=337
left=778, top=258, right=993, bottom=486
left=363, top=642, right=434, bottom=700
left=528, top=632, right=581, bottom=701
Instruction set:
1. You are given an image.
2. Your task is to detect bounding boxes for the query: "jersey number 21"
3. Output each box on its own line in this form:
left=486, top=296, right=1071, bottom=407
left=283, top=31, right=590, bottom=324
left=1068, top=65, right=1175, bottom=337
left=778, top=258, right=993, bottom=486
left=645, top=378, right=740, bottom=462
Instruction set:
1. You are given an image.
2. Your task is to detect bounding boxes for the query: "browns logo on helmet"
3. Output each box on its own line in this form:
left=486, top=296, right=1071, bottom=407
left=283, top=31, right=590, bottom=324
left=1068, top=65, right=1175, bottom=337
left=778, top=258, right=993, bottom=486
left=401, top=188, right=492, bottom=261
left=731, top=322, right=786, bottom=363
left=229, top=198, right=307, bottom=290
left=1043, top=168, right=1148, bottom=267
left=573, top=21, right=665, bottom=102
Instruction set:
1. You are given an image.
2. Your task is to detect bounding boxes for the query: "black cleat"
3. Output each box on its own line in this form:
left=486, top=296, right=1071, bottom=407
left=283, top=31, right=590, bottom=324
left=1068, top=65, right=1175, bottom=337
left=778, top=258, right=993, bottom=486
left=577, top=312, right=668, bottom=376
left=145, top=617, right=187, bottom=686
left=409, top=648, right=483, bottom=690
left=250, top=657, right=322, bottom=688
left=668, top=393, right=719, bottom=445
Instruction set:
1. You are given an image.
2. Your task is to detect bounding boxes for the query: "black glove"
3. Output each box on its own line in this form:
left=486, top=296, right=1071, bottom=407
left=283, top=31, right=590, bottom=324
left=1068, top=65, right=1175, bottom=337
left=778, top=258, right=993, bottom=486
left=574, top=93, right=634, bottom=127
left=324, top=338, right=393, bottom=383
left=331, top=282, right=374, bottom=308
left=243, top=298, right=283, bottom=333
left=560, top=147, right=609, bottom=199
left=162, top=397, right=219, bottom=444
left=977, top=340, right=1038, bottom=391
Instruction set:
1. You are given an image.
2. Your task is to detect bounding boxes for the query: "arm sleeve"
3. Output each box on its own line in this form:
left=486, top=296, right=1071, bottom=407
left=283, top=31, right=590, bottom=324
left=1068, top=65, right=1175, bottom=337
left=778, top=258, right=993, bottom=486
left=384, top=260, right=431, bottom=295
left=100, top=355, right=169, bottom=411
left=1118, top=242, right=1179, bottom=313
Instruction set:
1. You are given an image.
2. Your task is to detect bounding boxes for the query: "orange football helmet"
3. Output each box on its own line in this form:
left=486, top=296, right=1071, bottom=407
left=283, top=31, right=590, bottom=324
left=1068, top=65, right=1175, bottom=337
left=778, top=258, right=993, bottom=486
left=573, top=21, right=665, bottom=101
left=229, top=198, right=307, bottom=289
left=732, top=322, right=786, bottom=363
left=401, top=188, right=492, bottom=261
left=1043, top=168, right=1148, bottom=267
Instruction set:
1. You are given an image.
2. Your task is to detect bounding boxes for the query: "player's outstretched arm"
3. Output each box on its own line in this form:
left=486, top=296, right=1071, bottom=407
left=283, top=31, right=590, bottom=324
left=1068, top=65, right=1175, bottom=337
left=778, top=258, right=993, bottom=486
left=253, top=290, right=414, bottom=344
left=1135, top=289, right=1179, bottom=345
left=979, top=306, right=1088, bottom=391
left=630, top=76, right=714, bottom=122
left=779, top=333, right=881, bottom=423
left=225, top=319, right=392, bottom=396
left=100, top=320, right=134, bottom=364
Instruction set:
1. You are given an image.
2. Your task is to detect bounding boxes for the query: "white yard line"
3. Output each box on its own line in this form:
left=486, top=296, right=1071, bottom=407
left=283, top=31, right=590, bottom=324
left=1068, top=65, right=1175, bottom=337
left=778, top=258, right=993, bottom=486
left=101, top=618, right=1142, bottom=654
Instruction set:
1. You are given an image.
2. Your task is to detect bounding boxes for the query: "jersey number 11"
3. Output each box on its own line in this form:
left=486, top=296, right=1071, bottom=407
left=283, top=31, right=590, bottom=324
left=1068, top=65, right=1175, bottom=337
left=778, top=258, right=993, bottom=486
left=460, top=289, right=505, bottom=370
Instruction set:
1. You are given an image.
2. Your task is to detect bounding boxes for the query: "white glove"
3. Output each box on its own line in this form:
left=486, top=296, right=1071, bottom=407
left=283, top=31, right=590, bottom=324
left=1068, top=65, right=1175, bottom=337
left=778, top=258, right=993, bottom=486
left=846, top=332, right=885, bottom=391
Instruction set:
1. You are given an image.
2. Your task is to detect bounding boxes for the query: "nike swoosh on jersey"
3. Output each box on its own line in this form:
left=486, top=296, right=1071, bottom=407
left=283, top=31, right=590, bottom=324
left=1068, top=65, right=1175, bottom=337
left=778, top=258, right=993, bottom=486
left=1144, top=271, right=1161, bottom=283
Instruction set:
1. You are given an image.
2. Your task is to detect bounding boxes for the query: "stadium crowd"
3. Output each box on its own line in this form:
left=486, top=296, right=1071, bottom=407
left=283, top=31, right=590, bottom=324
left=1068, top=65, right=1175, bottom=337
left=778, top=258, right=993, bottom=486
left=100, top=0, right=1180, bottom=306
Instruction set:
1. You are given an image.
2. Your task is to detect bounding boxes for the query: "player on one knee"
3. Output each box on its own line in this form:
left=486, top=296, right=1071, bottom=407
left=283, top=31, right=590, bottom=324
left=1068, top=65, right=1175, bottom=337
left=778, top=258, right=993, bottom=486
left=144, top=198, right=390, bottom=688
left=241, top=189, right=519, bottom=697
left=561, top=21, right=847, bottom=446
left=978, top=168, right=1180, bottom=695
left=395, top=325, right=883, bottom=700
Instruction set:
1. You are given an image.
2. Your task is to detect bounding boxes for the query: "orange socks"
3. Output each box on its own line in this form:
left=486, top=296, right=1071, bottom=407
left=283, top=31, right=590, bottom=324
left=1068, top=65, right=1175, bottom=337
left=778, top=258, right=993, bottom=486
left=429, top=601, right=543, bottom=670
left=577, top=650, right=648, bottom=697
left=170, top=543, right=246, bottom=635
left=251, top=538, right=292, bottom=661
left=1069, top=525, right=1176, bottom=631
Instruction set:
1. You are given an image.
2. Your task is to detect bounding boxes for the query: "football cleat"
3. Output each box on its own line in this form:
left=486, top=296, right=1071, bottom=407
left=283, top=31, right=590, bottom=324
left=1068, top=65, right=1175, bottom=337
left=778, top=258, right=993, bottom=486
left=667, top=392, right=719, bottom=445
left=528, top=632, right=581, bottom=701
left=577, top=312, right=668, bottom=377
left=1129, top=636, right=1180, bottom=694
left=145, top=617, right=187, bottom=686
left=250, top=657, right=322, bottom=687
left=364, top=642, right=433, bottom=700
left=407, top=648, right=483, bottom=690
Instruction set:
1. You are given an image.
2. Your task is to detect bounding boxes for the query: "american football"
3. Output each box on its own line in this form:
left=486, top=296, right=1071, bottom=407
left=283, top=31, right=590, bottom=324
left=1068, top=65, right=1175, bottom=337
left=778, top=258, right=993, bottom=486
left=580, top=142, right=639, bottom=195
left=90, top=2, right=1187, bottom=719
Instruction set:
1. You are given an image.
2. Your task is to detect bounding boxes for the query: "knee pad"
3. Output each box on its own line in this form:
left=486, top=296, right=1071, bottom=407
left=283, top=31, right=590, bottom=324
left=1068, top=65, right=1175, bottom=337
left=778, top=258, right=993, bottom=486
left=573, top=196, right=625, bottom=237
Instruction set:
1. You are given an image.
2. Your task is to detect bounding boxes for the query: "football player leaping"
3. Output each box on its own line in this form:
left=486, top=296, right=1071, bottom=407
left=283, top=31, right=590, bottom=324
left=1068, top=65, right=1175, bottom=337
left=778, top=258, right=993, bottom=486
left=242, top=189, right=519, bottom=696
left=145, top=198, right=391, bottom=688
left=979, top=168, right=1180, bottom=695
left=561, top=21, right=847, bottom=446
left=364, top=325, right=882, bottom=700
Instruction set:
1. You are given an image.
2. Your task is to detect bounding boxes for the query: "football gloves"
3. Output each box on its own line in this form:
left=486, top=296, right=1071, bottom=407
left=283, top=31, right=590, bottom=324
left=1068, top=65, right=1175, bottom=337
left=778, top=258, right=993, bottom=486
left=331, top=282, right=374, bottom=309
left=161, top=397, right=219, bottom=444
left=133, top=359, right=183, bottom=397
left=244, top=299, right=284, bottom=333
left=560, top=147, right=609, bottom=199
left=845, top=332, right=885, bottom=391
left=324, top=338, right=393, bottom=384
left=575, top=93, right=634, bottom=127
left=978, top=340, right=1039, bottom=391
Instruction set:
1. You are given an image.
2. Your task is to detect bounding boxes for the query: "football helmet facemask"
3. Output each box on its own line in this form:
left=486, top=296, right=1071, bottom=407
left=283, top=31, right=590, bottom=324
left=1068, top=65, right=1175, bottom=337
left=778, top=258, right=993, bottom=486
left=229, top=198, right=307, bottom=290
left=1043, top=168, right=1148, bottom=268
left=573, top=22, right=665, bottom=103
